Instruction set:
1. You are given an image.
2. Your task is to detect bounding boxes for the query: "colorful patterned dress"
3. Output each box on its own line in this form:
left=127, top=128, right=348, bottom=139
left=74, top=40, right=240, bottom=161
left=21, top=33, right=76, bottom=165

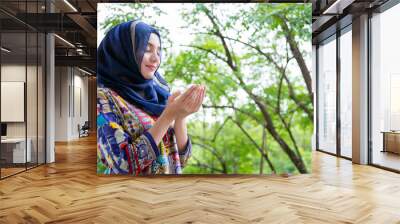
left=97, top=87, right=192, bottom=175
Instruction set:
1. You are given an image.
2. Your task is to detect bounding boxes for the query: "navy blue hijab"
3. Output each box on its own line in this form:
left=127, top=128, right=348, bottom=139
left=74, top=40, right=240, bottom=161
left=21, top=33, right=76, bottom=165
left=97, top=20, right=170, bottom=116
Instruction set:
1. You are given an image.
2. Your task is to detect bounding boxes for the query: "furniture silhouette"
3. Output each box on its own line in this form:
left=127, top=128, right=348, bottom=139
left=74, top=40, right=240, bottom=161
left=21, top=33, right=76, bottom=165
left=382, top=131, right=400, bottom=154
left=78, top=121, right=90, bottom=138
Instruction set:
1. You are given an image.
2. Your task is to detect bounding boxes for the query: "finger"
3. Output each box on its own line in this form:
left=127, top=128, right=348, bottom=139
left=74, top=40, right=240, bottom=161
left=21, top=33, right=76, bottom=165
left=180, top=85, right=197, bottom=103
left=184, top=90, right=198, bottom=112
left=189, top=87, right=203, bottom=111
left=177, top=86, right=198, bottom=115
left=199, top=86, right=205, bottom=103
left=190, top=89, right=202, bottom=110
left=171, top=91, right=181, bottom=99
left=181, top=85, right=199, bottom=105
left=190, top=86, right=201, bottom=107
left=197, top=86, right=206, bottom=106
left=167, top=91, right=181, bottom=104
left=194, top=87, right=205, bottom=111
left=197, top=86, right=204, bottom=103
left=202, top=86, right=206, bottom=102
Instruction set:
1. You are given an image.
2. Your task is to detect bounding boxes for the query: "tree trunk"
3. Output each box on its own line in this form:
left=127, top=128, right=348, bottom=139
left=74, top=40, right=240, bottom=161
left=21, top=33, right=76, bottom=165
left=278, top=16, right=313, bottom=105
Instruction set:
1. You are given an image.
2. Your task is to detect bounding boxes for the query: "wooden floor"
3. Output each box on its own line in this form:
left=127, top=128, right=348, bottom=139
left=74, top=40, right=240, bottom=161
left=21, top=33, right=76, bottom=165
left=0, top=135, right=400, bottom=223
left=1, top=163, right=44, bottom=178
left=373, top=150, right=400, bottom=171
left=0, top=167, right=26, bottom=178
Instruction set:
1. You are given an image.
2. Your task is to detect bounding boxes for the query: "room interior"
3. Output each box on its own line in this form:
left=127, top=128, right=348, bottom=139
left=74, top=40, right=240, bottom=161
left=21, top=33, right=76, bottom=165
left=370, top=5, right=400, bottom=171
left=0, top=0, right=399, bottom=222
left=0, top=29, right=46, bottom=177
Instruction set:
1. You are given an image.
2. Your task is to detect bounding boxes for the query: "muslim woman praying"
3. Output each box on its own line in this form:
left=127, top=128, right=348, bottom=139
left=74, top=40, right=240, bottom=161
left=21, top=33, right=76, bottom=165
left=97, top=20, right=206, bottom=175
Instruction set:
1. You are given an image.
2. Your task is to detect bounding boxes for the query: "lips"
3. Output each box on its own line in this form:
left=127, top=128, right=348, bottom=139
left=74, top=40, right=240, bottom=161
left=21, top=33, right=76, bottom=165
left=146, top=65, right=157, bottom=71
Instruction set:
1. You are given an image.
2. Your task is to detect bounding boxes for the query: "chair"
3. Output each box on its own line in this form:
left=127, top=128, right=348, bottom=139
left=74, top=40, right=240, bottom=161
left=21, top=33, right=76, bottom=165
left=78, top=121, right=90, bottom=138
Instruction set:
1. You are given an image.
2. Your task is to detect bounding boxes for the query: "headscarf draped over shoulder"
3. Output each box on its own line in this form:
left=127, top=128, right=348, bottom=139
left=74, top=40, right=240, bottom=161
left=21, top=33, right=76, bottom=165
left=97, top=20, right=170, bottom=116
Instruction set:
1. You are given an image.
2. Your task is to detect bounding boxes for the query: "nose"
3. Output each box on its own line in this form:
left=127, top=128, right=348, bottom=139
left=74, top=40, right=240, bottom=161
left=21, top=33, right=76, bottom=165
left=150, top=51, right=159, bottom=64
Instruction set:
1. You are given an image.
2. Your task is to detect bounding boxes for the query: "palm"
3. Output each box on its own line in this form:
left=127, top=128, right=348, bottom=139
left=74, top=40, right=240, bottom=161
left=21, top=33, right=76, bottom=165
left=168, top=85, right=206, bottom=118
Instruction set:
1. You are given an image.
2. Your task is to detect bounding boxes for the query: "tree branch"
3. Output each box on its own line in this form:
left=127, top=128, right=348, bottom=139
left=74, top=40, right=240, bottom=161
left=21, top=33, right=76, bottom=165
left=214, top=35, right=283, bottom=71
left=276, top=14, right=313, bottom=103
left=202, top=104, right=263, bottom=124
left=199, top=6, right=308, bottom=173
left=210, top=116, right=230, bottom=142
left=283, top=74, right=313, bottom=121
left=191, top=140, right=228, bottom=174
left=200, top=33, right=312, bottom=121
left=247, top=94, right=308, bottom=173
left=202, top=7, right=237, bottom=71
left=182, top=44, right=228, bottom=64
left=191, top=157, right=224, bottom=173
left=228, top=117, right=276, bottom=174
left=260, top=125, right=266, bottom=174
left=277, top=72, right=302, bottom=159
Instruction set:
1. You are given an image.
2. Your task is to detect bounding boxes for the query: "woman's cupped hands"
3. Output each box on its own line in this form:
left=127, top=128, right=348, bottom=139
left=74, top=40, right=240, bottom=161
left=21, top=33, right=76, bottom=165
left=165, top=84, right=206, bottom=119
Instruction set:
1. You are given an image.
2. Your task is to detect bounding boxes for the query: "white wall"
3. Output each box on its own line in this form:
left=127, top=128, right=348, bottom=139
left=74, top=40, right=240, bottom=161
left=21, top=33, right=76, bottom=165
left=340, top=30, right=353, bottom=158
left=46, top=3, right=56, bottom=164
left=374, top=5, right=400, bottom=131
left=1, top=65, right=26, bottom=138
left=55, top=66, right=69, bottom=141
left=1, top=65, right=41, bottom=138
left=352, top=14, right=369, bottom=164
left=317, top=38, right=337, bottom=154
left=370, top=4, right=400, bottom=158
left=1, top=63, right=46, bottom=164
left=72, top=72, right=89, bottom=138
left=55, top=67, right=89, bottom=141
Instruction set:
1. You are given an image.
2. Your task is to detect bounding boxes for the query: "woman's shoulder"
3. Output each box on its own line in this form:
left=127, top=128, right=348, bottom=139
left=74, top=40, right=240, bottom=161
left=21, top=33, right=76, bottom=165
left=97, top=87, right=147, bottom=112
left=97, top=87, right=112, bottom=96
left=97, top=87, right=119, bottom=101
left=98, top=87, right=109, bottom=97
left=97, top=87, right=121, bottom=108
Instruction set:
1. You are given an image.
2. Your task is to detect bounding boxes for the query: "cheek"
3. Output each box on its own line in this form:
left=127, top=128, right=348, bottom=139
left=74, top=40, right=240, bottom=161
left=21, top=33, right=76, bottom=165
left=140, top=60, right=146, bottom=73
left=140, top=55, right=148, bottom=71
left=140, top=63, right=144, bottom=73
left=142, top=53, right=150, bottom=64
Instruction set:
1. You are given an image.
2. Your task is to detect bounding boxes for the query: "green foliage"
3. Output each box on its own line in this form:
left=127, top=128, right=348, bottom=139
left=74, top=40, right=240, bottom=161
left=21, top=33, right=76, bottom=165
left=99, top=3, right=172, bottom=50
left=100, top=3, right=163, bottom=33
left=101, top=3, right=313, bottom=175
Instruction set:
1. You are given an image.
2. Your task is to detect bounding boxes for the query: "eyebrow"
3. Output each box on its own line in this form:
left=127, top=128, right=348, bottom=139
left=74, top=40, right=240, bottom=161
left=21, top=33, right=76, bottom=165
left=147, top=42, right=161, bottom=51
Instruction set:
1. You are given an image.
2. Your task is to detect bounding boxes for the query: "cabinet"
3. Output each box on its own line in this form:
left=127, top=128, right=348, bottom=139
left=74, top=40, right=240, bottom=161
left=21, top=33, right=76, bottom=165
left=382, top=132, right=400, bottom=154
left=0, top=138, right=32, bottom=165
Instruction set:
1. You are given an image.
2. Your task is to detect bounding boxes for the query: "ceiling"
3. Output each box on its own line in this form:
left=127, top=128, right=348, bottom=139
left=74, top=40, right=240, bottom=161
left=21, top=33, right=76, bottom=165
left=1, top=0, right=395, bottom=71
left=312, top=0, right=390, bottom=44
left=0, top=0, right=103, bottom=74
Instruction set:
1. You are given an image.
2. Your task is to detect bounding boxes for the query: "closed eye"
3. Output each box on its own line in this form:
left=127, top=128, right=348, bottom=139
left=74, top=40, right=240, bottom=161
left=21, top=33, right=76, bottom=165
left=146, top=46, right=161, bottom=57
left=147, top=43, right=161, bottom=51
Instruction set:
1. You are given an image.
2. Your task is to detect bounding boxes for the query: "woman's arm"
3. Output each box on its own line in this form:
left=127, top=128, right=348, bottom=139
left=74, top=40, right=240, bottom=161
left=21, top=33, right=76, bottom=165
left=147, top=108, right=175, bottom=145
left=97, top=115, right=158, bottom=175
left=147, top=87, right=193, bottom=146
left=149, top=86, right=198, bottom=148
left=174, top=117, right=188, bottom=153
left=172, top=85, right=205, bottom=154
left=98, top=88, right=168, bottom=175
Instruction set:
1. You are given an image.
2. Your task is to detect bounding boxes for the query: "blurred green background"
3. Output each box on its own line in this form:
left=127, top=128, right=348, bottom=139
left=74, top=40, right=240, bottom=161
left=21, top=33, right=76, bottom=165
left=98, top=3, right=313, bottom=174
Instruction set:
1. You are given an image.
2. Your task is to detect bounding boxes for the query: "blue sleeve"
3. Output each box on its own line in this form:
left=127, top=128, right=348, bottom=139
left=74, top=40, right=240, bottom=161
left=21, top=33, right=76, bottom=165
left=178, top=136, right=192, bottom=167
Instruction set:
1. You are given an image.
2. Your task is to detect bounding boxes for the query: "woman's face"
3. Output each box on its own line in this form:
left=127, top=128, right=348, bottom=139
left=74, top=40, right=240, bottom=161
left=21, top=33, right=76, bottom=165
left=140, top=33, right=161, bottom=79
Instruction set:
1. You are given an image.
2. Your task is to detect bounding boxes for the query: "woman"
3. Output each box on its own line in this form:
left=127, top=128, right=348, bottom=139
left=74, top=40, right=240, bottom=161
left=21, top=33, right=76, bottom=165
left=97, top=20, right=205, bottom=175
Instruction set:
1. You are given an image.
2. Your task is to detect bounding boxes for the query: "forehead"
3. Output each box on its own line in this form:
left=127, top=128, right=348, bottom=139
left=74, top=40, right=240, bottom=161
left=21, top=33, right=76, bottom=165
left=148, top=33, right=160, bottom=47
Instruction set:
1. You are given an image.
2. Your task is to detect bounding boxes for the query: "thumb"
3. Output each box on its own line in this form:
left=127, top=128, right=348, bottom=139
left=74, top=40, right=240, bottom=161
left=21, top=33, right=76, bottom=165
left=168, top=91, right=181, bottom=103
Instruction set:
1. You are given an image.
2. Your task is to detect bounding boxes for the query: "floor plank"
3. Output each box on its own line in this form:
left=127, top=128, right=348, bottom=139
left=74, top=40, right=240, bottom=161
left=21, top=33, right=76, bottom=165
left=0, top=135, right=399, bottom=223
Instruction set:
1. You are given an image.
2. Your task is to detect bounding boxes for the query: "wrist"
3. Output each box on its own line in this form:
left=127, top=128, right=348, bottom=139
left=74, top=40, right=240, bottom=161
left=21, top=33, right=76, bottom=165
left=175, top=116, right=186, bottom=123
left=162, top=107, right=177, bottom=122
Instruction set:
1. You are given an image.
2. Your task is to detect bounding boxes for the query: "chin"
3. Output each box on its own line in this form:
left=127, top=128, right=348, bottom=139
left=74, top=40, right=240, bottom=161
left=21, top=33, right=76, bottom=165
left=143, top=73, right=155, bottom=80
